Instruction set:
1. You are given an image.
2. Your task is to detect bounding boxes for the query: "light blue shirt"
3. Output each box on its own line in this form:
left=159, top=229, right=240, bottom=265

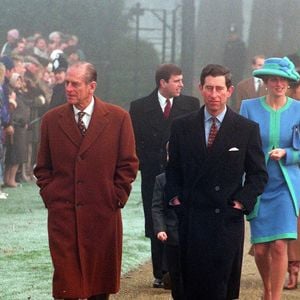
left=204, top=106, right=227, bottom=145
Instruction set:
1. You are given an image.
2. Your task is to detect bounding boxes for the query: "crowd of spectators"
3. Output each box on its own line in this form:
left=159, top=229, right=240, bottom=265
left=0, top=28, right=85, bottom=199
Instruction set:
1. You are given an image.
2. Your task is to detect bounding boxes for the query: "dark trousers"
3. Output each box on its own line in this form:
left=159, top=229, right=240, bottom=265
left=89, top=295, right=109, bottom=300
left=141, top=170, right=168, bottom=280
left=166, top=244, right=184, bottom=300
left=150, top=236, right=167, bottom=279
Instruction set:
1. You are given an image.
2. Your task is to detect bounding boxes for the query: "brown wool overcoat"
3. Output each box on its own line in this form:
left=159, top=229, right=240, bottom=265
left=34, top=97, right=139, bottom=298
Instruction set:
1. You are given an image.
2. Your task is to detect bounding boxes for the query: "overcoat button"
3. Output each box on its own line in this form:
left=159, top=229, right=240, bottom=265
left=214, top=186, right=220, bottom=191
left=215, top=208, right=220, bottom=213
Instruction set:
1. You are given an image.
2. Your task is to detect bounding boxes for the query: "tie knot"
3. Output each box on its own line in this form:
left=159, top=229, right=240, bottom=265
left=78, top=111, right=85, bottom=118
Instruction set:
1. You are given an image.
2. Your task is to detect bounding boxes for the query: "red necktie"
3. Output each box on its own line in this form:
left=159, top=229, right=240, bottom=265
left=163, top=98, right=171, bottom=119
left=207, top=117, right=218, bottom=148
left=77, top=111, right=87, bottom=136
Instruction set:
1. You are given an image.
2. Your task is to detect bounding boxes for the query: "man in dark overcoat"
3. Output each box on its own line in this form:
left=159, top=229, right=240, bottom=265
left=129, top=64, right=199, bottom=287
left=165, top=64, right=268, bottom=299
left=34, top=62, right=138, bottom=300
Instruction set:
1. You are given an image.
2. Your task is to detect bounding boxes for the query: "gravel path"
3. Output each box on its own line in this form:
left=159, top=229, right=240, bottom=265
left=111, top=223, right=300, bottom=299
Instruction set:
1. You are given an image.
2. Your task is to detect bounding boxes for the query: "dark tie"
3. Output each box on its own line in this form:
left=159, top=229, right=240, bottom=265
left=163, top=98, right=171, bottom=119
left=77, top=111, right=87, bottom=136
left=207, top=117, right=218, bottom=148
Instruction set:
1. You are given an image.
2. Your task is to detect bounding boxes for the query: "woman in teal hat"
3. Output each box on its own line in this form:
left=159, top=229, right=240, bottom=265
left=240, top=56, right=300, bottom=300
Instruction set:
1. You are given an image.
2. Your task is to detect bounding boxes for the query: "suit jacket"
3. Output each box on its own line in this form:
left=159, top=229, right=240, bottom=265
left=129, top=89, right=199, bottom=237
left=236, top=77, right=267, bottom=111
left=165, top=106, right=268, bottom=299
left=152, top=172, right=179, bottom=245
left=34, top=97, right=138, bottom=298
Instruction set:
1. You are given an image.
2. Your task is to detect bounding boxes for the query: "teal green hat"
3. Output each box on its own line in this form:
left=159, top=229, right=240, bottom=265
left=253, top=56, right=300, bottom=82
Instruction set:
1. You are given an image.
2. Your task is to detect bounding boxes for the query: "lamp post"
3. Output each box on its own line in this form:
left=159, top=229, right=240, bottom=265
left=171, top=5, right=182, bottom=63
left=130, top=2, right=144, bottom=98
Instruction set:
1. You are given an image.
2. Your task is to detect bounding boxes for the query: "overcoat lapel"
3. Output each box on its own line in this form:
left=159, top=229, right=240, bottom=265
left=186, top=108, right=207, bottom=163
left=144, top=91, right=165, bottom=132
left=58, top=105, right=82, bottom=148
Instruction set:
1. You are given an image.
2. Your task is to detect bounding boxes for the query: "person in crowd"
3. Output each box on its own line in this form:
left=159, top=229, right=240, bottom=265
left=235, top=54, right=267, bottom=112
left=0, top=63, right=9, bottom=199
left=223, top=24, right=247, bottom=109
left=283, top=70, right=300, bottom=290
left=287, top=50, right=300, bottom=70
left=33, top=36, right=49, bottom=60
left=129, top=63, right=199, bottom=288
left=240, top=57, right=300, bottom=300
left=11, top=55, right=26, bottom=77
left=24, top=36, right=36, bottom=55
left=0, top=56, right=14, bottom=126
left=152, top=142, right=184, bottom=299
left=0, top=56, right=15, bottom=162
left=1, top=29, right=19, bottom=56
left=48, top=54, right=68, bottom=110
left=67, top=34, right=85, bottom=61
left=11, top=55, right=32, bottom=182
left=4, top=73, right=31, bottom=187
left=223, top=24, right=246, bottom=87
left=11, top=37, right=27, bottom=57
left=64, top=45, right=81, bottom=65
left=23, top=55, right=48, bottom=179
left=34, top=61, right=138, bottom=300
left=48, top=31, right=62, bottom=51
left=165, top=64, right=268, bottom=299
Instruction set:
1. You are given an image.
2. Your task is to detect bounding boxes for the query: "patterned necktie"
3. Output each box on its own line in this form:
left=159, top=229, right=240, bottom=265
left=163, top=98, right=171, bottom=119
left=207, top=117, right=218, bottom=148
left=77, top=111, right=87, bottom=136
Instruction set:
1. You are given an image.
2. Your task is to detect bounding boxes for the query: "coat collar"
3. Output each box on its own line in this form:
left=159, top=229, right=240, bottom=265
left=58, top=97, right=110, bottom=154
left=143, top=89, right=197, bottom=131
left=143, top=89, right=194, bottom=113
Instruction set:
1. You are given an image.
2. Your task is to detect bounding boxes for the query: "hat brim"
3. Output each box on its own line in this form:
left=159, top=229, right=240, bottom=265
left=253, top=69, right=299, bottom=82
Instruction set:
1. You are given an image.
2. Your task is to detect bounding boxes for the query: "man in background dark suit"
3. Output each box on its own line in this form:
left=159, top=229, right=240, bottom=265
left=129, top=63, right=199, bottom=288
left=235, top=55, right=267, bottom=112
left=165, top=64, right=268, bottom=299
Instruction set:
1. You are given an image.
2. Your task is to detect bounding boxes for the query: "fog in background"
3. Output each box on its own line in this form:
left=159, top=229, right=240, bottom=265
left=1, top=0, right=300, bottom=104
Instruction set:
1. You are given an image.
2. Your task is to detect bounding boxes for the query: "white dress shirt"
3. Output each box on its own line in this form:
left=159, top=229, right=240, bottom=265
left=158, top=91, right=174, bottom=112
left=73, top=97, right=95, bottom=129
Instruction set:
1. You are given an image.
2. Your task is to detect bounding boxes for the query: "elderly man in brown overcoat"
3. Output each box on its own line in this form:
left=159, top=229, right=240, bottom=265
left=34, top=62, right=139, bottom=300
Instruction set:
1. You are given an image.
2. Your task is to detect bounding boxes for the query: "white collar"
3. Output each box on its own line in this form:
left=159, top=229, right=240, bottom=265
left=73, top=97, right=95, bottom=116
